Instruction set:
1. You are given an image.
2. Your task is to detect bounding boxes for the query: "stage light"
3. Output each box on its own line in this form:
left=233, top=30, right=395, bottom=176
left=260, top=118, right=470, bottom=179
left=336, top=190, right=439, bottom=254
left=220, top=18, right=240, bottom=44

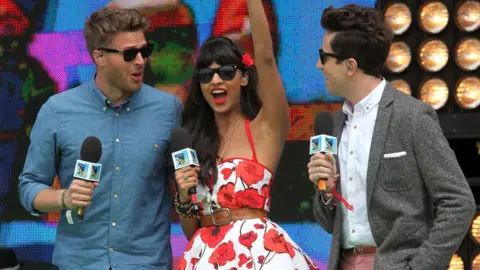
left=418, top=40, right=449, bottom=72
left=384, top=3, right=412, bottom=35
left=471, top=215, right=480, bottom=244
left=391, top=79, right=411, bottom=95
left=455, top=0, right=480, bottom=32
left=386, top=41, right=412, bottom=73
left=447, top=253, right=464, bottom=270
left=418, top=1, right=449, bottom=34
left=473, top=253, right=480, bottom=269
left=419, top=78, right=449, bottom=110
left=456, top=76, right=480, bottom=109
left=455, top=38, right=480, bottom=71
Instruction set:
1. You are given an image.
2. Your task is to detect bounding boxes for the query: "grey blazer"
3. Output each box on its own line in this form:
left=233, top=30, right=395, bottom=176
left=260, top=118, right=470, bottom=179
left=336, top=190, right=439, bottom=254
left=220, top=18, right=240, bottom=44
left=313, top=83, right=476, bottom=270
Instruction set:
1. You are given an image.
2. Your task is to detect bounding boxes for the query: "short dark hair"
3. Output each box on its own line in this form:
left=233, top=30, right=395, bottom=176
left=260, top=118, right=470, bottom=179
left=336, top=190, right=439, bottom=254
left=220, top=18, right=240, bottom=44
left=84, top=8, right=150, bottom=59
left=321, top=4, right=393, bottom=78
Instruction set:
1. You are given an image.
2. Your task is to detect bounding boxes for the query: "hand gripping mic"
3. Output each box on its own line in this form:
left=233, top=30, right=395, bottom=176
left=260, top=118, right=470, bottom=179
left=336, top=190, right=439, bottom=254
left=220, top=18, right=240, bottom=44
left=72, top=136, right=103, bottom=220
left=310, top=112, right=337, bottom=191
left=168, top=128, right=200, bottom=208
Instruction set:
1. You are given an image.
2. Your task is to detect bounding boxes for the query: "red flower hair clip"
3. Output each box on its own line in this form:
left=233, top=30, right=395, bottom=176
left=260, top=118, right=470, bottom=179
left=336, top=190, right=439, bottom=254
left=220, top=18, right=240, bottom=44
left=242, top=53, right=254, bottom=67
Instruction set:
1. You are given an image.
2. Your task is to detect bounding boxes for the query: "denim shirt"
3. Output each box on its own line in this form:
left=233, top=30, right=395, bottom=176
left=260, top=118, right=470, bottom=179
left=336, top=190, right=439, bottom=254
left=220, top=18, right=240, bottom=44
left=18, top=80, right=182, bottom=270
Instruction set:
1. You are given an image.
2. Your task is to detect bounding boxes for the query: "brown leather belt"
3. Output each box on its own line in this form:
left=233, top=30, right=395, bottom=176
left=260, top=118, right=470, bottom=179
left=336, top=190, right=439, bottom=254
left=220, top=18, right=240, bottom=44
left=342, top=246, right=377, bottom=256
left=200, top=208, right=267, bottom=227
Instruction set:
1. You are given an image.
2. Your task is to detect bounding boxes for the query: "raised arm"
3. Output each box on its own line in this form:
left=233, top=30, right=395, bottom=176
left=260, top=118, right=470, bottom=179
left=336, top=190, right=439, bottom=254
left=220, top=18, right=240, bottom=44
left=246, top=0, right=290, bottom=137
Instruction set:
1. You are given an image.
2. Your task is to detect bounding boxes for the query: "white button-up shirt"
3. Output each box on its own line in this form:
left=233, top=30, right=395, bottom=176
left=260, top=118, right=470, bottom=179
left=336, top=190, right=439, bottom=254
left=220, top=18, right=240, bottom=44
left=339, top=79, right=386, bottom=248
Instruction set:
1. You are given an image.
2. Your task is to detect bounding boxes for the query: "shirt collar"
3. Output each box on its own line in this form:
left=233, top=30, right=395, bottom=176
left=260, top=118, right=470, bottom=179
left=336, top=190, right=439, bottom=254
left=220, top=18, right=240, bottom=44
left=88, top=75, right=142, bottom=113
left=342, top=78, right=386, bottom=116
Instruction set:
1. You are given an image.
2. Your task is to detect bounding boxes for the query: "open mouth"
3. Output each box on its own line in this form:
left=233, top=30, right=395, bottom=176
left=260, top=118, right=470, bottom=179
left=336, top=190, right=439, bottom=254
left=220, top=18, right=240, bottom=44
left=130, top=72, right=143, bottom=81
left=211, top=89, right=227, bottom=104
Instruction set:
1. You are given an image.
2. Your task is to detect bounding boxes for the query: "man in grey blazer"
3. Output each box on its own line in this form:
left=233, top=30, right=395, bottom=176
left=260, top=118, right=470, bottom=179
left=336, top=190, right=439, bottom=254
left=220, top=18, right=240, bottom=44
left=308, top=4, right=476, bottom=270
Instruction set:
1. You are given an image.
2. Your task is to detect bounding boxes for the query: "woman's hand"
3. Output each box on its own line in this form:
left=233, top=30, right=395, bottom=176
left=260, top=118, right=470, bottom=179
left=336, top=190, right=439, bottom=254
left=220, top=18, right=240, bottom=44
left=174, top=166, right=200, bottom=203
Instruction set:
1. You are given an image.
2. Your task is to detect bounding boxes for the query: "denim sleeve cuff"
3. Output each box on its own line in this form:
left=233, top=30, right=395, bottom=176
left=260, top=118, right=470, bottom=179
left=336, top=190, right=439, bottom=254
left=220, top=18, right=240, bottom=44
left=24, top=183, right=51, bottom=216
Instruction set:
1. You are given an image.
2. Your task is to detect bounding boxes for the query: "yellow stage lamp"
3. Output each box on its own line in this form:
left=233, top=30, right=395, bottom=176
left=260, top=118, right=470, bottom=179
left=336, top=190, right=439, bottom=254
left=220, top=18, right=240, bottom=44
left=455, top=0, right=480, bottom=32
left=391, top=79, right=412, bottom=95
left=386, top=42, right=412, bottom=73
left=456, top=76, right=480, bottom=109
left=419, top=1, right=449, bottom=34
left=447, top=253, right=464, bottom=270
left=455, top=38, right=480, bottom=71
left=385, top=3, right=412, bottom=35
left=419, top=78, right=449, bottom=110
left=418, top=40, right=449, bottom=72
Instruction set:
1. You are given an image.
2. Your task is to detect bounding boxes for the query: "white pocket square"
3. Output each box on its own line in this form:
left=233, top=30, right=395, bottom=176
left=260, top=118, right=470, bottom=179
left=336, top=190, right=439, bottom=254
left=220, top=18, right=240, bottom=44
left=384, top=151, right=407, bottom=158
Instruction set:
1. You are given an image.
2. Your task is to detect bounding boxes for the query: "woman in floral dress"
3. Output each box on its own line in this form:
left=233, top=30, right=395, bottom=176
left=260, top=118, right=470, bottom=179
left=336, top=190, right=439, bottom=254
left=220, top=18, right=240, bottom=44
left=173, top=1, right=318, bottom=269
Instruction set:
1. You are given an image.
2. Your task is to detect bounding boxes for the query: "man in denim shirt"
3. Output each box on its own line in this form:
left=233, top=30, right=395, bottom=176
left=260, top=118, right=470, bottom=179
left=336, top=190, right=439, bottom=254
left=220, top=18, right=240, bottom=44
left=18, top=7, right=182, bottom=270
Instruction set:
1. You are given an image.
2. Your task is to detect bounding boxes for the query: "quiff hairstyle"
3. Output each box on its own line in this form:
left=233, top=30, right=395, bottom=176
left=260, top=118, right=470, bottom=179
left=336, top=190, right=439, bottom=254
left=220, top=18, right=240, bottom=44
left=83, top=7, right=150, bottom=59
left=321, top=4, right=393, bottom=78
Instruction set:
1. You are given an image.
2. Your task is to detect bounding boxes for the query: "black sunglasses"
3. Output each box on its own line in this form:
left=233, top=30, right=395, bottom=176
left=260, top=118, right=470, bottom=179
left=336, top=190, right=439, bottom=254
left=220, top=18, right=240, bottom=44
left=195, top=65, right=239, bottom=84
left=319, top=48, right=347, bottom=65
left=97, top=44, right=154, bottom=62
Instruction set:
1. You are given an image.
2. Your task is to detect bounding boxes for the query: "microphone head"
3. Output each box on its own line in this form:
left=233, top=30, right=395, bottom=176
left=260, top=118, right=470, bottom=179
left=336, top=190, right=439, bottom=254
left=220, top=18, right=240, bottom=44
left=168, top=127, right=193, bottom=153
left=80, top=136, right=102, bottom=163
left=314, top=111, right=334, bottom=136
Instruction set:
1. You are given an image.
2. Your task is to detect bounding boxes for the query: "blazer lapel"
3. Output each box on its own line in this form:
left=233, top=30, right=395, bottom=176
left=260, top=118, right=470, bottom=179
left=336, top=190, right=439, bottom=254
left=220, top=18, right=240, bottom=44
left=366, top=83, right=395, bottom=207
left=332, top=110, right=347, bottom=230
left=333, top=111, right=346, bottom=143
left=333, top=110, right=346, bottom=198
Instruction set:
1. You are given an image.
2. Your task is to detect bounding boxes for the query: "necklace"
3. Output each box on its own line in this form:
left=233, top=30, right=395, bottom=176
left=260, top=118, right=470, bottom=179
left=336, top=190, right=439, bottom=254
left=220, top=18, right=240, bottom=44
left=217, top=120, right=241, bottom=165
left=203, top=119, right=242, bottom=213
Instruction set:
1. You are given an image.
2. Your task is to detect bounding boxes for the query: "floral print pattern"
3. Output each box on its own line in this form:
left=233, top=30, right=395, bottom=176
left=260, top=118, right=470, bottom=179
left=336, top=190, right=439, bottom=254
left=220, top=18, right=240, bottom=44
left=178, top=158, right=318, bottom=270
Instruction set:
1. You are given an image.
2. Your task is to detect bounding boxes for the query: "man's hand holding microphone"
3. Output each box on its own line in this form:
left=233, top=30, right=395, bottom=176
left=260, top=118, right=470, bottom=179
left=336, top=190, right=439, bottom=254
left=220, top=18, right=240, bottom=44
left=308, top=152, right=337, bottom=202
left=308, top=111, right=338, bottom=202
left=62, top=180, right=99, bottom=210
left=308, top=112, right=353, bottom=211
left=69, top=136, right=103, bottom=220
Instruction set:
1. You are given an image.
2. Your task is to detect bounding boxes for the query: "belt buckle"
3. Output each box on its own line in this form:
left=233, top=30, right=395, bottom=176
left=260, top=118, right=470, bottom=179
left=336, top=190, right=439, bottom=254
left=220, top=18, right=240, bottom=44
left=212, top=208, right=231, bottom=226
left=355, top=247, right=364, bottom=255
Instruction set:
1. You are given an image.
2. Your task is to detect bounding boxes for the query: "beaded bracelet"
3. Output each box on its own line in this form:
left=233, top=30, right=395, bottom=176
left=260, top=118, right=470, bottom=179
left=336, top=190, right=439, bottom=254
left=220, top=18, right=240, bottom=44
left=174, top=193, right=198, bottom=219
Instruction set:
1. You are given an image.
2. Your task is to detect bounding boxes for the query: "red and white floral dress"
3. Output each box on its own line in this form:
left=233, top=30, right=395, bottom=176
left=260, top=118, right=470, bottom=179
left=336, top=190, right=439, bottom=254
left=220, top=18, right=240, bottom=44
left=177, top=120, right=318, bottom=270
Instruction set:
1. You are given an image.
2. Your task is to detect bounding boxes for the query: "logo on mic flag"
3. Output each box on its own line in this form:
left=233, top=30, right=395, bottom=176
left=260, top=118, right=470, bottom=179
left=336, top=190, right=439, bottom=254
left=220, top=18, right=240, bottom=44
left=309, top=135, right=338, bottom=155
left=172, top=148, right=200, bottom=170
left=73, top=160, right=103, bottom=182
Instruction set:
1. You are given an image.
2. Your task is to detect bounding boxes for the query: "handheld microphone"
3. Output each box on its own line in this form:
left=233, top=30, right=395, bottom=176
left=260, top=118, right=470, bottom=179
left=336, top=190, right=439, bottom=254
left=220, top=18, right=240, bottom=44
left=168, top=128, right=200, bottom=208
left=72, top=136, right=103, bottom=220
left=310, top=112, right=337, bottom=191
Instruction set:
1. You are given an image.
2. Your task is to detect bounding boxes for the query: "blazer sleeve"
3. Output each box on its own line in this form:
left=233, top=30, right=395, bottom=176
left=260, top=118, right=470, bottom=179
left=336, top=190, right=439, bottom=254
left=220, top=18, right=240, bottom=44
left=407, top=103, right=476, bottom=269
left=313, top=190, right=336, bottom=234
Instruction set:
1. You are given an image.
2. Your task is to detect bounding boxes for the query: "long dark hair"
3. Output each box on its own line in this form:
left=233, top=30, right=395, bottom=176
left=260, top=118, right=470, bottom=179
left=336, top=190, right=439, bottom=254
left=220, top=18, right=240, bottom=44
left=182, top=37, right=262, bottom=185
